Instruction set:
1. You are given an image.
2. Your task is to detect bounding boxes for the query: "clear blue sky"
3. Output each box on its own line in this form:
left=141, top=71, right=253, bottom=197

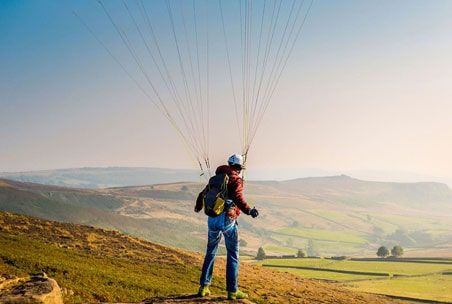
left=1, top=0, right=452, bottom=185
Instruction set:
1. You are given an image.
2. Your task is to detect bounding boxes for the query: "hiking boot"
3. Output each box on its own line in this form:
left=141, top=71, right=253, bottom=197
left=197, top=285, right=211, bottom=297
left=227, top=290, right=248, bottom=300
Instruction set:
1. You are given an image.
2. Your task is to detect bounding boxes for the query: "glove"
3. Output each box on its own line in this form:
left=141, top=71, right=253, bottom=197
left=194, top=206, right=202, bottom=213
left=249, top=208, right=259, bottom=218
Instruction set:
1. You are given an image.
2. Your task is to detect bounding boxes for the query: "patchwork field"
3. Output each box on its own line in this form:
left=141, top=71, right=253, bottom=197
left=1, top=175, right=452, bottom=258
left=344, top=274, right=452, bottom=303
left=259, top=258, right=452, bottom=302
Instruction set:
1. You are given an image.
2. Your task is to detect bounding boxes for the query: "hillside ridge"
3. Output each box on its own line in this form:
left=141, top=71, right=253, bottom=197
left=1, top=176, right=452, bottom=257
left=0, top=212, right=400, bottom=303
left=2, top=167, right=451, bottom=190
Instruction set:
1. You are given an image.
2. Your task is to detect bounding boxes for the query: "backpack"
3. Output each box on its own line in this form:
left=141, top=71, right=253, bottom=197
left=203, top=173, right=229, bottom=217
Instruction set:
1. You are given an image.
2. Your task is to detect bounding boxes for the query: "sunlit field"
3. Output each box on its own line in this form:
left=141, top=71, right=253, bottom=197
left=258, top=257, right=452, bottom=302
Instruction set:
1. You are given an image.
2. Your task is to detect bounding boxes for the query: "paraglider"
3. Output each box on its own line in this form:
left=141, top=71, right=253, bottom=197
left=72, top=0, right=314, bottom=177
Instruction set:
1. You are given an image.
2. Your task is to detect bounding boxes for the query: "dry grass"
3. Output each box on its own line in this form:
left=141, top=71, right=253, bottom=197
left=0, top=212, right=401, bottom=304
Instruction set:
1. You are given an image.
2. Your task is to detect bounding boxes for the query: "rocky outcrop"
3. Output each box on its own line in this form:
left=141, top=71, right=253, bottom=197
left=0, top=273, right=63, bottom=304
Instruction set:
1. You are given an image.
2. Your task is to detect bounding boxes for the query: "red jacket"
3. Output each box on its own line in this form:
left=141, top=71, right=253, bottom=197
left=195, top=165, right=251, bottom=219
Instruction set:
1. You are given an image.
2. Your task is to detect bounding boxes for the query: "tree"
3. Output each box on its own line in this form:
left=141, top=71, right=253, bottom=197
left=377, top=246, right=389, bottom=258
left=391, top=245, right=404, bottom=258
left=297, top=249, right=306, bottom=258
left=256, top=247, right=266, bottom=260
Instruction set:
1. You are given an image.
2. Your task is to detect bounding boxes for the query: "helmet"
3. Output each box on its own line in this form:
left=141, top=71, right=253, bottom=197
left=228, top=154, right=244, bottom=169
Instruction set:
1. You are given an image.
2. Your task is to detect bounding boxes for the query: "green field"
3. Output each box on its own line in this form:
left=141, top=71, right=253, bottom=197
left=260, top=258, right=452, bottom=302
left=263, top=245, right=298, bottom=255
left=321, top=260, right=450, bottom=276
left=344, top=275, right=452, bottom=303
left=262, top=258, right=452, bottom=275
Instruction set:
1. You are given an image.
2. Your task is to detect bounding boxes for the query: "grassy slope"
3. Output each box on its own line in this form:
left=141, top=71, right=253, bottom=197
left=0, top=212, right=398, bottom=304
left=277, top=227, right=368, bottom=244
left=0, top=180, right=206, bottom=251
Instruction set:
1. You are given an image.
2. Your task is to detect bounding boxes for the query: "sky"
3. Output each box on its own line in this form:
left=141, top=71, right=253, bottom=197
left=1, top=0, right=452, bottom=185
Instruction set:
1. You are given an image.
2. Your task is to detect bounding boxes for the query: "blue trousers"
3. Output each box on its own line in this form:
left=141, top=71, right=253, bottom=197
left=199, top=213, right=239, bottom=292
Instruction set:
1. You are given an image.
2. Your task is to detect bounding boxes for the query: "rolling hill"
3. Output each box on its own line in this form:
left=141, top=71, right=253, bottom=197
left=0, top=167, right=199, bottom=188
left=1, top=174, right=452, bottom=257
left=0, top=179, right=206, bottom=251
left=254, top=175, right=452, bottom=210
left=0, top=212, right=399, bottom=303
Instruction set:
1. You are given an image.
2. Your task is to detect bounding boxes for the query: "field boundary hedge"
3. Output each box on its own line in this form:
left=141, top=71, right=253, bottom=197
left=350, top=258, right=452, bottom=265
left=262, top=264, right=390, bottom=277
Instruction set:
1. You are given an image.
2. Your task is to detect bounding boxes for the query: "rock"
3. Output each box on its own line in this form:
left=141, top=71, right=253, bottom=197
left=0, top=276, right=22, bottom=290
left=32, top=272, right=48, bottom=279
left=0, top=275, right=64, bottom=304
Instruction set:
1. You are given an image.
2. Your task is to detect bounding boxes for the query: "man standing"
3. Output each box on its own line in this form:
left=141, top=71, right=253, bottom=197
left=194, top=154, right=259, bottom=300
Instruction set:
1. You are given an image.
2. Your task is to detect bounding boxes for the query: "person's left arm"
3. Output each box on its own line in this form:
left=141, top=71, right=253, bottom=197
left=230, top=177, right=252, bottom=215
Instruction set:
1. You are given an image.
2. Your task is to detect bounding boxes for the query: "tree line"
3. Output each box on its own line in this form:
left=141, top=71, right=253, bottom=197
left=255, top=244, right=404, bottom=260
left=377, top=245, right=404, bottom=258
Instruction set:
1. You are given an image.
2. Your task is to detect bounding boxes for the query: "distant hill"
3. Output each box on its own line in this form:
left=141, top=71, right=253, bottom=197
left=2, top=168, right=451, bottom=210
left=3, top=167, right=451, bottom=209
left=0, top=167, right=199, bottom=188
left=0, top=212, right=397, bottom=303
left=1, top=175, right=452, bottom=257
left=0, top=178, right=206, bottom=251
left=252, top=174, right=452, bottom=210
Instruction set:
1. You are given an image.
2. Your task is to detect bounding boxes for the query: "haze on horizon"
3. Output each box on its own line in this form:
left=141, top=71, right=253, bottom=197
left=1, top=0, right=452, bottom=186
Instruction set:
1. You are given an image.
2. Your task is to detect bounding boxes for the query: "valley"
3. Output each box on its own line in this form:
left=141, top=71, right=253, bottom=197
left=1, top=172, right=451, bottom=257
